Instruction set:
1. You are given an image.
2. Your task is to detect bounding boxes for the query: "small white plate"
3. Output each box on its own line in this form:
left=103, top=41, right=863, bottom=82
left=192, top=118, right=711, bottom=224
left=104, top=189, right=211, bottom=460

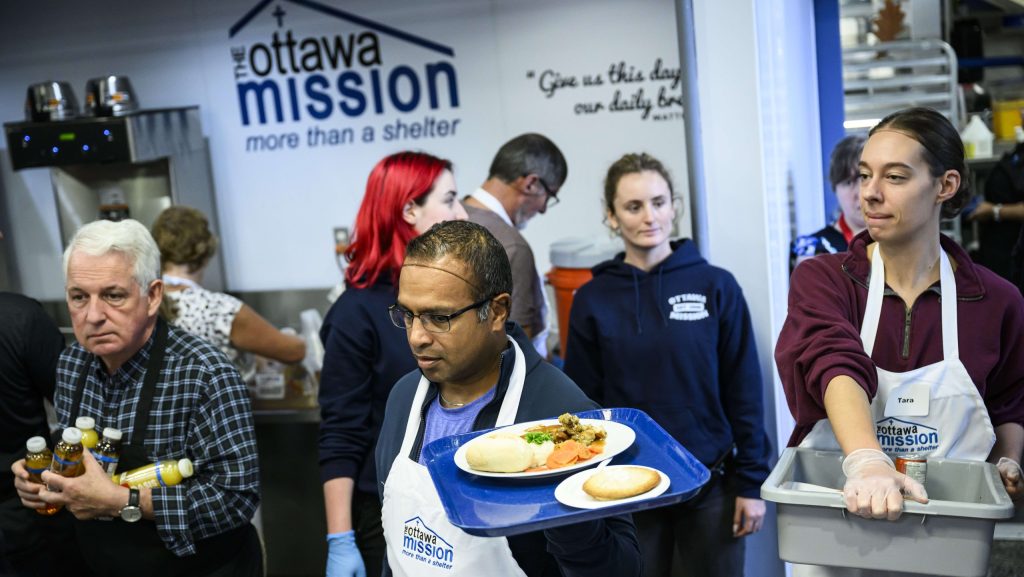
left=554, top=465, right=670, bottom=509
left=454, top=419, right=635, bottom=479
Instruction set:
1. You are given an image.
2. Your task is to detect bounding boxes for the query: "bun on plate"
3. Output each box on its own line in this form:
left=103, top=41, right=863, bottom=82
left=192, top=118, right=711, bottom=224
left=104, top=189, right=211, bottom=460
left=583, top=466, right=660, bottom=500
left=466, top=434, right=533, bottom=473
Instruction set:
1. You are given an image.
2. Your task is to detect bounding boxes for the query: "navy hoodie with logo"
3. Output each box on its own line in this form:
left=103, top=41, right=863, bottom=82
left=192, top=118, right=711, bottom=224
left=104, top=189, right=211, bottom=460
left=564, top=239, right=772, bottom=498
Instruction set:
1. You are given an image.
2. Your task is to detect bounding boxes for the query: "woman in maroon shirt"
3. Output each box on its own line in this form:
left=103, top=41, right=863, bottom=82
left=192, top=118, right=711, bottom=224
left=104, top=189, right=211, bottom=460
left=775, top=108, right=1024, bottom=532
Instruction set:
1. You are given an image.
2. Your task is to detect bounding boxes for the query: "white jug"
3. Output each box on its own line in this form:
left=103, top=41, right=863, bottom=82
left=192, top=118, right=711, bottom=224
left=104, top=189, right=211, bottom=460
left=961, top=114, right=994, bottom=159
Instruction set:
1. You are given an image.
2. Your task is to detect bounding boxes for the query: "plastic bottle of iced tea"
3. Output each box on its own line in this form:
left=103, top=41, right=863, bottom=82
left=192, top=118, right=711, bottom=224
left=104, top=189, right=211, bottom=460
left=93, top=427, right=123, bottom=477
left=75, top=417, right=99, bottom=450
left=51, top=427, right=85, bottom=479
left=115, top=459, right=194, bottom=489
left=25, top=436, right=60, bottom=516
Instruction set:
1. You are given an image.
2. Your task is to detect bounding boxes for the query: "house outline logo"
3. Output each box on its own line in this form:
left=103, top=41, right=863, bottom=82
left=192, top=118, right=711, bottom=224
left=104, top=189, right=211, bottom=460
left=875, top=416, right=939, bottom=454
left=403, top=516, right=454, bottom=549
left=401, top=515, right=455, bottom=569
left=226, top=0, right=463, bottom=148
left=228, top=0, right=454, bottom=56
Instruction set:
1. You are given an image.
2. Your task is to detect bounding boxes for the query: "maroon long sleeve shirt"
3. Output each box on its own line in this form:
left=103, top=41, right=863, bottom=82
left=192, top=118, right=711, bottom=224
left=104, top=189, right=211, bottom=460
left=775, top=232, right=1024, bottom=447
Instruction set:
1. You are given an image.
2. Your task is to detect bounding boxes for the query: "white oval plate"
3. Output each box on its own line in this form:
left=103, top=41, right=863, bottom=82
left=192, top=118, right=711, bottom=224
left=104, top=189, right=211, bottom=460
left=554, top=465, right=670, bottom=509
left=454, top=419, right=635, bottom=479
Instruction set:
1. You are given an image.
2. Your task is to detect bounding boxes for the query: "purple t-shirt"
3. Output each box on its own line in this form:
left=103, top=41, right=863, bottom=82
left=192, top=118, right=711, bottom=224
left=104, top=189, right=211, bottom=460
left=418, top=387, right=496, bottom=465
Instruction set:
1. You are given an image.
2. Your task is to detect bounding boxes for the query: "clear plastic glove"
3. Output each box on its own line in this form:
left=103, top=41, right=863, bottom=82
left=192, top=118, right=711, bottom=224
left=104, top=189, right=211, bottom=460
left=997, top=458, right=1024, bottom=501
left=841, top=448, right=928, bottom=520
left=326, top=531, right=366, bottom=577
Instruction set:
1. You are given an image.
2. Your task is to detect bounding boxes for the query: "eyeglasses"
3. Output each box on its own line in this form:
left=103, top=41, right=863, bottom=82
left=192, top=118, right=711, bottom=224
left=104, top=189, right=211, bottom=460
left=388, top=297, right=493, bottom=333
left=530, top=177, right=559, bottom=209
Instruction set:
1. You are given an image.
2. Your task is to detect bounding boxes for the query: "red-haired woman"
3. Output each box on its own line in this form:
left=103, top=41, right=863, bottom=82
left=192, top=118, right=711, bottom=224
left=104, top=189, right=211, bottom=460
left=319, top=151, right=466, bottom=577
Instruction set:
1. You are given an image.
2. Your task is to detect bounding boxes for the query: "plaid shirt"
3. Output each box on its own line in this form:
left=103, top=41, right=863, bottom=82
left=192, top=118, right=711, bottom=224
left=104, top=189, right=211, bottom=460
left=54, top=323, right=260, bottom=557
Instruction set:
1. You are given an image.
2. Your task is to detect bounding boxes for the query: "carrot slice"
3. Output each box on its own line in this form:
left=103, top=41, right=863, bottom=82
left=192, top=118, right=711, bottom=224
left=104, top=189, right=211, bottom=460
left=576, top=443, right=594, bottom=461
left=546, top=440, right=581, bottom=469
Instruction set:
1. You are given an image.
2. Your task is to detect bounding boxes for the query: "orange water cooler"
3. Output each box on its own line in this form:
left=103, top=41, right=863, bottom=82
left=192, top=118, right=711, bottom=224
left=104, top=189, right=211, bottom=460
left=546, top=238, right=621, bottom=358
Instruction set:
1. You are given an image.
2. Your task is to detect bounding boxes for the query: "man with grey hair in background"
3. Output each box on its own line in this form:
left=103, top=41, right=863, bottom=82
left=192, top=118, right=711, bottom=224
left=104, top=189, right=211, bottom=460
left=11, top=218, right=262, bottom=577
left=463, top=133, right=568, bottom=357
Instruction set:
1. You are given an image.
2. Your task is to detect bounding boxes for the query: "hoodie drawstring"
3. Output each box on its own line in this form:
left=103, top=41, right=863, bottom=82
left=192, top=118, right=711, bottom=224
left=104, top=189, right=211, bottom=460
left=631, top=268, right=642, bottom=335
left=657, top=265, right=668, bottom=327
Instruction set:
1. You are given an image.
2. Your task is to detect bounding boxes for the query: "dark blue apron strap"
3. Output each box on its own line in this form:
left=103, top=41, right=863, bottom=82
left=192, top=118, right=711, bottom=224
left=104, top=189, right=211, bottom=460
left=130, top=318, right=168, bottom=445
left=70, top=318, right=167, bottom=446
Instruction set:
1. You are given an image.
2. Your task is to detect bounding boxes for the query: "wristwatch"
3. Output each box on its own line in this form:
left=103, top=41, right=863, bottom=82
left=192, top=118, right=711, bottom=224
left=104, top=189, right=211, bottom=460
left=993, top=204, right=1003, bottom=222
left=119, top=488, right=142, bottom=523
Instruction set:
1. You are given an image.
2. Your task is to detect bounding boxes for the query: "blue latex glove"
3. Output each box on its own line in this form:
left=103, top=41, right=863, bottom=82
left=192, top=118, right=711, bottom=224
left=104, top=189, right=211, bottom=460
left=326, top=531, right=366, bottom=577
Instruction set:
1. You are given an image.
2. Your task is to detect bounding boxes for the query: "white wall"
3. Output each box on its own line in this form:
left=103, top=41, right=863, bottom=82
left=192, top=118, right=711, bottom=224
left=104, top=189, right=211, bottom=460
left=0, top=0, right=689, bottom=299
left=691, top=1, right=822, bottom=575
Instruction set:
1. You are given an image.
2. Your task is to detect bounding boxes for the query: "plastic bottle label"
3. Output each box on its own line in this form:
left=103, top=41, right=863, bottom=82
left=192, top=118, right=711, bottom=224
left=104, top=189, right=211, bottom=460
left=53, top=454, right=81, bottom=467
left=26, top=465, right=48, bottom=475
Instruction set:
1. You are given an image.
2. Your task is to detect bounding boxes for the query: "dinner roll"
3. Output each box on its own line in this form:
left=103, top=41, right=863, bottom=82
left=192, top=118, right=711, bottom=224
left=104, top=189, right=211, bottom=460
left=583, top=466, right=661, bottom=500
left=466, top=435, right=534, bottom=473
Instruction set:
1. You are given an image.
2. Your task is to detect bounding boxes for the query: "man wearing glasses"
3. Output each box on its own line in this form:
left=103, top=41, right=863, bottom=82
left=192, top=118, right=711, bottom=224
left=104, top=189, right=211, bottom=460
left=462, top=133, right=567, bottom=358
left=375, top=221, right=640, bottom=577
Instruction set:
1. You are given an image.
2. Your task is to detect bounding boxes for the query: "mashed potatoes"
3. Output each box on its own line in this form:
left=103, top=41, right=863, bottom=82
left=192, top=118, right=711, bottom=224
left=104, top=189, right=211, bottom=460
left=466, top=432, right=556, bottom=473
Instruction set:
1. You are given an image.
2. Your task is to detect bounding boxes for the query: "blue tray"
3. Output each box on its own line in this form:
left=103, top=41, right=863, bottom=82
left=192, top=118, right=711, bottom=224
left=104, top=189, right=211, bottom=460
left=422, top=407, right=711, bottom=537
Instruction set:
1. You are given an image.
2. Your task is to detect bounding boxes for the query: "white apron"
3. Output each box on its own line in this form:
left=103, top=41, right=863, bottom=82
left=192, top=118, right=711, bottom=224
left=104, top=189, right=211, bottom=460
left=794, top=246, right=996, bottom=577
left=381, top=336, right=528, bottom=577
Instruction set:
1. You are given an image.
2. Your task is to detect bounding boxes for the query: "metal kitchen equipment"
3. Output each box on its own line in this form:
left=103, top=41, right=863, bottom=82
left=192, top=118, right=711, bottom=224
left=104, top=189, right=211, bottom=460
left=84, top=75, right=138, bottom=117
left=3, top=106, right=225, bottom=291
left=25, top=81, right=80, bottom=122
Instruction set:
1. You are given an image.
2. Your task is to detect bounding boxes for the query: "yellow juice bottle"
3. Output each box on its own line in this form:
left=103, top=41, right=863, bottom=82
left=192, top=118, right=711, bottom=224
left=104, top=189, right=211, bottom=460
left=115, top=458, right=194, bottom=489
left=25, top=436, right=60, bottom=516
left=75, top=417, right=99, bottom=450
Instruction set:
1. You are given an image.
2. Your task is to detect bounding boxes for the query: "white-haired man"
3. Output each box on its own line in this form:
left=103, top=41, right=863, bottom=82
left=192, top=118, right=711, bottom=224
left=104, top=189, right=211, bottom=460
left=12, top=219, right=262, bottom=576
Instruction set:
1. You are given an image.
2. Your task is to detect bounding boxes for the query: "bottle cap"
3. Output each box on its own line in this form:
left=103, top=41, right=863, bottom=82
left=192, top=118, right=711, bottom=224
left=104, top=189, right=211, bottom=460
left=102, top=427, right=123, bottom=441
left=62, top=427, right=83, bottom=445
left=26, top=436, right=47, bottom=453
left=178, top=458, right=194, bottom=479
left=75, top=416, right=95, bottom=430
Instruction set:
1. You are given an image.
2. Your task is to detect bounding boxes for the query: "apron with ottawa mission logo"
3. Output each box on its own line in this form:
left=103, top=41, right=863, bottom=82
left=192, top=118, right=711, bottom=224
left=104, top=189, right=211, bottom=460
left=799, top=246, right=995, bottom=458
left=795, top=248, right=996, bottom=577
left=381, top=336, right=528, bottom=577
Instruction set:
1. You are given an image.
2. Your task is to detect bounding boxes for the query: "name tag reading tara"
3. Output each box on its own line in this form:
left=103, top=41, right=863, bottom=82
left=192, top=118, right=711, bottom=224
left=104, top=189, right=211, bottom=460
left=884, top=383, right=930, bottom=417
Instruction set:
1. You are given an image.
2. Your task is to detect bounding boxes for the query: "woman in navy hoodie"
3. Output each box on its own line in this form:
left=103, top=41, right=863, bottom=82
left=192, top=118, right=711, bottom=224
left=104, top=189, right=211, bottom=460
left=319, top=151, right=467, bottom=577
left=564, top=153, right=772, bottom=577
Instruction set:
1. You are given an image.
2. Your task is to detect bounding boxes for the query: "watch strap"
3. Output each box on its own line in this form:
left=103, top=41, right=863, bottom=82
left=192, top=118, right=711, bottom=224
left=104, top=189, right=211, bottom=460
left=119, top=487, right=141, bottom=521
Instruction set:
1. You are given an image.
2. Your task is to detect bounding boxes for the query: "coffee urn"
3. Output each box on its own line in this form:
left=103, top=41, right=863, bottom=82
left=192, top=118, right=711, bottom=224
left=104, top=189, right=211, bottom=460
left=4, top=102, right=225, bottom=291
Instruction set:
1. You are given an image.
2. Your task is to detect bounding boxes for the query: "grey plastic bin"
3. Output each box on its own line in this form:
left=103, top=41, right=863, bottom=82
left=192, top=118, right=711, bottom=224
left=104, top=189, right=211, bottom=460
left=761, top=447, right=1014, bottom=576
